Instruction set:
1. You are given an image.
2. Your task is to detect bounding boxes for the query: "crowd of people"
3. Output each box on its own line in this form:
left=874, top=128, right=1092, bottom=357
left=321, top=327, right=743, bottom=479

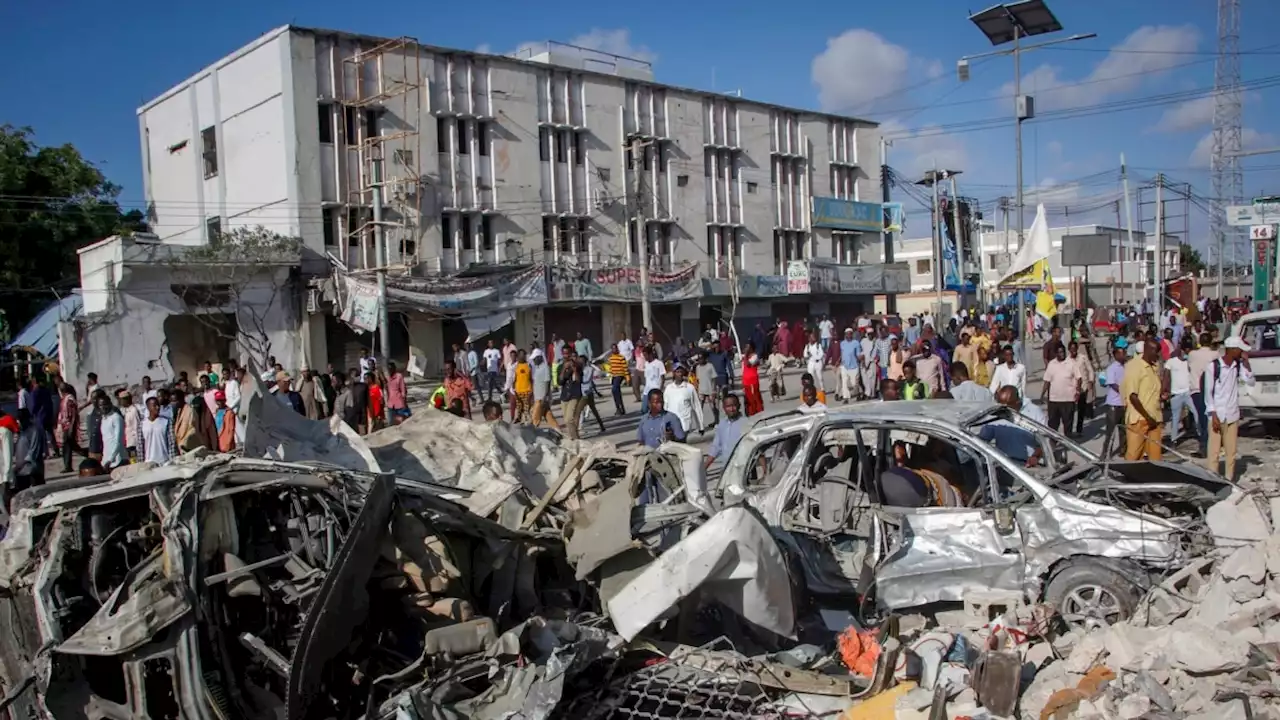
left=0, top=294, right=1256, bottom=508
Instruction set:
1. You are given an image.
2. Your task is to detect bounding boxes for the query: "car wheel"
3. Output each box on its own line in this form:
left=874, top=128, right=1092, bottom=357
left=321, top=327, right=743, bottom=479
left=1044, top=561, right=1139, bottom=633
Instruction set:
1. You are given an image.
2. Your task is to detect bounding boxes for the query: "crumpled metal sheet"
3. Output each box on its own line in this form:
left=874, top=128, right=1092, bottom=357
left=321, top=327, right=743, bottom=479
left=1018, top=489, right=1181, bottom=583
left=656, top=441, right=714, bottom=515
left=56, top=550, right=190, bottom=656
left=565, top=480, right=637, bottom=581
left=242, top=389, right=382, bottom=472
left=874, top=509, right=1024, bottom=609
left=607, top=505, right=796, bottom=641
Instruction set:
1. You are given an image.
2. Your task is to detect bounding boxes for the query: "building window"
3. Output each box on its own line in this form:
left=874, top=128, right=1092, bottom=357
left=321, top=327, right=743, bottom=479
left=461, top=214, right=474, bottom=250
left=987, top=254, right=998, bottom=269
left=542, top=217, right=554, bottom=252
left=344, top=106, right=359, bottom=145
left=478, top=121, right=490, bottom=157
left=201, top=127, right=217, bottom=178
left=457, top=118, right=469, bottom=155
left=577, top=217, right=589, bottom=253
left=642, top=145, right=652, bottom=171
left=346, top=208, right=366, bottom=246
left=573, top=130, right=585, bottom=166
left=322, top=209, right=336, bottom=246
left=628, top=218, right=638, bottom=256
left=554, top=130, right=567, bottom=163
left=437, top=117, right=449, bottom=153
left=365, top=109, right=380, bottom=140
left=558, top=217, right=572, bottom=252
left=442, top=213, right=453, bottom=250
left=747, top=182, right=758, bottom=194
left=677, top=174, right=689, bottom=187
left=539, top=127, right=551, bottom=162
left=481, top=215, right=494, bottom=251
left=205, top=216, right=221, bottom=240
left=915, top=259, right=931, bottom=275
left=318, top=105, right=333, bottom=144
left=626, top=146, right=635, bottom=170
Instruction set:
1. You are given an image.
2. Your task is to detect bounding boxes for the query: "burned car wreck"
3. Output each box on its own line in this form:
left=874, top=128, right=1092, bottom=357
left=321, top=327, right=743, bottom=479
left=708, top=401, right=1227, bottom=628
left=0, top=451, right=594, bottom=720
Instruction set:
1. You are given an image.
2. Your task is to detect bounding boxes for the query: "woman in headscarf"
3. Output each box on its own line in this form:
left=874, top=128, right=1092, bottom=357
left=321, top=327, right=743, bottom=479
left=773, top=320, right=791, bottom=359
left=179, top=395, right=218, bottom=452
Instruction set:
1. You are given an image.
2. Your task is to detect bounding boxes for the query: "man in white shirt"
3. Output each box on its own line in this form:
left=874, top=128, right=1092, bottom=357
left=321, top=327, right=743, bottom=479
left=642, top=347, right=666, bottom=395
left=949, top=362, right=994, bottom=403
left=804, top=332, right=826, bottom=392
left=1163, top=343, right=1195, bottom=445
left=482, top=340, right=503, bottom=402
left=1205, top=336, right=1254, bottom=480
left=662, top=365, right=704, bottom=435
left=617, top=335, right=635, bottom=367
left=98, top=394, right=126, bottom=471
left=818, top=315, right=835, bottom=352
left=140, top=397, right=174, bottom=465
left=1186, top=331, right=1219, bottom=455
left=799, top=384, right=828, bottom=413
left=989, top=345, right=1026, bottom=398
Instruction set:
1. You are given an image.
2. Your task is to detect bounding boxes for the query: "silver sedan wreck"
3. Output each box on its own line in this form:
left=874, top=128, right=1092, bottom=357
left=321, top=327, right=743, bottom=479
left=717, top=401, right=1229, bottom=629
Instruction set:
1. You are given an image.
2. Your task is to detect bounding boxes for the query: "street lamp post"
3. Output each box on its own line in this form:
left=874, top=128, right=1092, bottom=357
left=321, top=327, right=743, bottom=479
left=959, top=0, right=1094, bottom=335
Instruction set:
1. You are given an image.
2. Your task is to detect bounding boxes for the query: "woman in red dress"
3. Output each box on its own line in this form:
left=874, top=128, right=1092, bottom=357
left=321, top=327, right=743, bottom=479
left=742, top=342, right=764, bottom=416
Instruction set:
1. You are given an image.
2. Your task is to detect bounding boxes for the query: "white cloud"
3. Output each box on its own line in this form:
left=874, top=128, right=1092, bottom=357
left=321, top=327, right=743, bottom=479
left=880, top=118, right=970, bottom=178
left=812, top=29, right=912, bottom=113
left=512, top=29, right=657, bottom=64
left=999, top=25, right=1200, bottom=112
left=1189, top=127, right=1278, bottom=167
left=1152, top=94, right=1215, bottom=133
left=568, top=29, right=657, bottom=63
left=1025, top=177, right=1086, bottom=206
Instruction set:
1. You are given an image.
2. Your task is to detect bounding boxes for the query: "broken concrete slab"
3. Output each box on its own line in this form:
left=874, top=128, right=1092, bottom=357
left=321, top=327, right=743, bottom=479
left=1207, top=490, right=1271, bottom=548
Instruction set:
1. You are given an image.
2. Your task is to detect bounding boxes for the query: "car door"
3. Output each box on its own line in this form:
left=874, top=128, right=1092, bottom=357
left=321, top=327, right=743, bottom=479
left=772, top=424, right=879, bottom=596
left=872, top=425, right=1027, bottom=610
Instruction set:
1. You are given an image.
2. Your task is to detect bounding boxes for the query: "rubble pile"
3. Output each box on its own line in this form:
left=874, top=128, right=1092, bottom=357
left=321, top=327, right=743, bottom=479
left=8, top=393, right=1280, bottom=719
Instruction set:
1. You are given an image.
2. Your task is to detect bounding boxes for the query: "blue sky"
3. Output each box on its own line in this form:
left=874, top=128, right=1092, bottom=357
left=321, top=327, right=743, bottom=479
left=4, top=0, right=1280, bottom=251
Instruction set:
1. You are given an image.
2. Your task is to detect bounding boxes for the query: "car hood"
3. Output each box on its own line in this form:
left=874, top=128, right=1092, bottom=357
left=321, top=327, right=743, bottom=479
left=1078, top=460, right=1235, bottom=511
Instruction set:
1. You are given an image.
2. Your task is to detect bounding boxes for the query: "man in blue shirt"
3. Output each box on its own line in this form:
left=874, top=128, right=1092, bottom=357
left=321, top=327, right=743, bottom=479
left=837, top=328, right=861, bottom=403
left=705, top=393, right=746, bottom=469
left=978, top=386, right=1045, bottom=467
left=637, top=389, right=686, bottom=448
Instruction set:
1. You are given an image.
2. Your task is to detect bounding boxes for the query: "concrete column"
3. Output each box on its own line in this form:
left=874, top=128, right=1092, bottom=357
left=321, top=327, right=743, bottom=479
left=601, top=304, right=629, bottom=348
left=514, top=308, right=545, bottom=349
left=299, top=312, right=328, bottom=369
left=407, top=315, right=443, bottom=377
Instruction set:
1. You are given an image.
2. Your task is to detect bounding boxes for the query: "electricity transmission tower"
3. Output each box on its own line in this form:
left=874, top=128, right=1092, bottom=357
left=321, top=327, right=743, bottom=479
left=1211, top=0, right=1243, bottom=298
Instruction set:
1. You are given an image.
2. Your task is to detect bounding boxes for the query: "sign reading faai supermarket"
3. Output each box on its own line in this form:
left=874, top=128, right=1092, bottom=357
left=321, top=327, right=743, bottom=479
left=548, top=264, right=702, bottom=303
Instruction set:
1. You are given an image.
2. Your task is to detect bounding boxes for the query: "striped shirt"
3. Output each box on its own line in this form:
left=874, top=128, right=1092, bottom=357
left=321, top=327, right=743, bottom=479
left=607, top=353, right=629, bottom=379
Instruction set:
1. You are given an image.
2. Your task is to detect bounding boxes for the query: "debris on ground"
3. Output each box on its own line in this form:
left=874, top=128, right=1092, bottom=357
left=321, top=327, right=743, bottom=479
left=9, top=397, right=1280, bottom=719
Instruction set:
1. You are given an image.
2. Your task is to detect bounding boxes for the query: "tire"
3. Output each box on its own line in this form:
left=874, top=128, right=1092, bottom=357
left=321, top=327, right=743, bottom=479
left=1043, top=560, right=1141, bottom=633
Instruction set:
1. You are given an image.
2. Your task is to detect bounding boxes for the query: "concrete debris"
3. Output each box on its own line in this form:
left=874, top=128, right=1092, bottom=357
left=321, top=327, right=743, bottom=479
left=9, top=397, right=1280, bottom=720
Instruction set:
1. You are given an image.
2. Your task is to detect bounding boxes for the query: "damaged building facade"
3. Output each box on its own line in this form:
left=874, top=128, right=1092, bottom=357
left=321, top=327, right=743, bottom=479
left=63, top=25, right=908, bottom=387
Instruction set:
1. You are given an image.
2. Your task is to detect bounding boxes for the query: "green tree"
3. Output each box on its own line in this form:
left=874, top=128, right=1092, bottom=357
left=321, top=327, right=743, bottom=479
left=1179, top=243, right=1206, bottom=274
left=0, top=125, right=147, bottom=331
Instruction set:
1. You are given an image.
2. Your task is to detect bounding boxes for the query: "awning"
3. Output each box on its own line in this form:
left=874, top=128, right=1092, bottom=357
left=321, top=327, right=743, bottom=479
left=5, top=291, right=82, bottom=358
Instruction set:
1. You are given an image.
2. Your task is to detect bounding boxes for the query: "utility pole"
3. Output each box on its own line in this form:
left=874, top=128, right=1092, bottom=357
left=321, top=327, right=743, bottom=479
left=950, top=172, right=966, bottom=312
left=371, top=153, right=391, bottom=378
left=881, top=137, right=897, bottom=314
left=1121, top=154, right=1137, bottom=305
left=930, top=162, right=944, bottom=314
left=631, top=136, right=653, bottom=333
left=958, top=0, right=1094, bottom=344
left=1155, top=173, right=1165, bottom=312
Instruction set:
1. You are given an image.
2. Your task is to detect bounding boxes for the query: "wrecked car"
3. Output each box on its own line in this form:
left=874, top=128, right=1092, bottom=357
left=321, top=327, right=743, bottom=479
left=0, top=453, right=574, bottom=719
left=714, top=401, right=1229, bottom=631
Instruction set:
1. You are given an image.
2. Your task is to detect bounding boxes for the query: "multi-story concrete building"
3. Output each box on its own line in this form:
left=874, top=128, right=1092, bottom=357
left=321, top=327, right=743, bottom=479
left=69, top=26, right=907, bottom=386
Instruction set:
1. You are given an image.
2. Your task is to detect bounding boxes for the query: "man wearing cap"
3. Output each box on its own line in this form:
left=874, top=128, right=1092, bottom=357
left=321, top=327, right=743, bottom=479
left=1204, top=335, right=1254, bottom=480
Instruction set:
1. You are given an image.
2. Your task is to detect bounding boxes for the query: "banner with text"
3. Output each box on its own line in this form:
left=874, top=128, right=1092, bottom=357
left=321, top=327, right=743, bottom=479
left=548, top=264, right=701, bottom=303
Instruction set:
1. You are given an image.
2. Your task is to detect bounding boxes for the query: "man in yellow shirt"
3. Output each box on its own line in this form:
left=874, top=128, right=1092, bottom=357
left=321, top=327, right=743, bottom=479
left=512, top=349, right=533, bottom=423
left=1120, top=340, right=1164, bottom=460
